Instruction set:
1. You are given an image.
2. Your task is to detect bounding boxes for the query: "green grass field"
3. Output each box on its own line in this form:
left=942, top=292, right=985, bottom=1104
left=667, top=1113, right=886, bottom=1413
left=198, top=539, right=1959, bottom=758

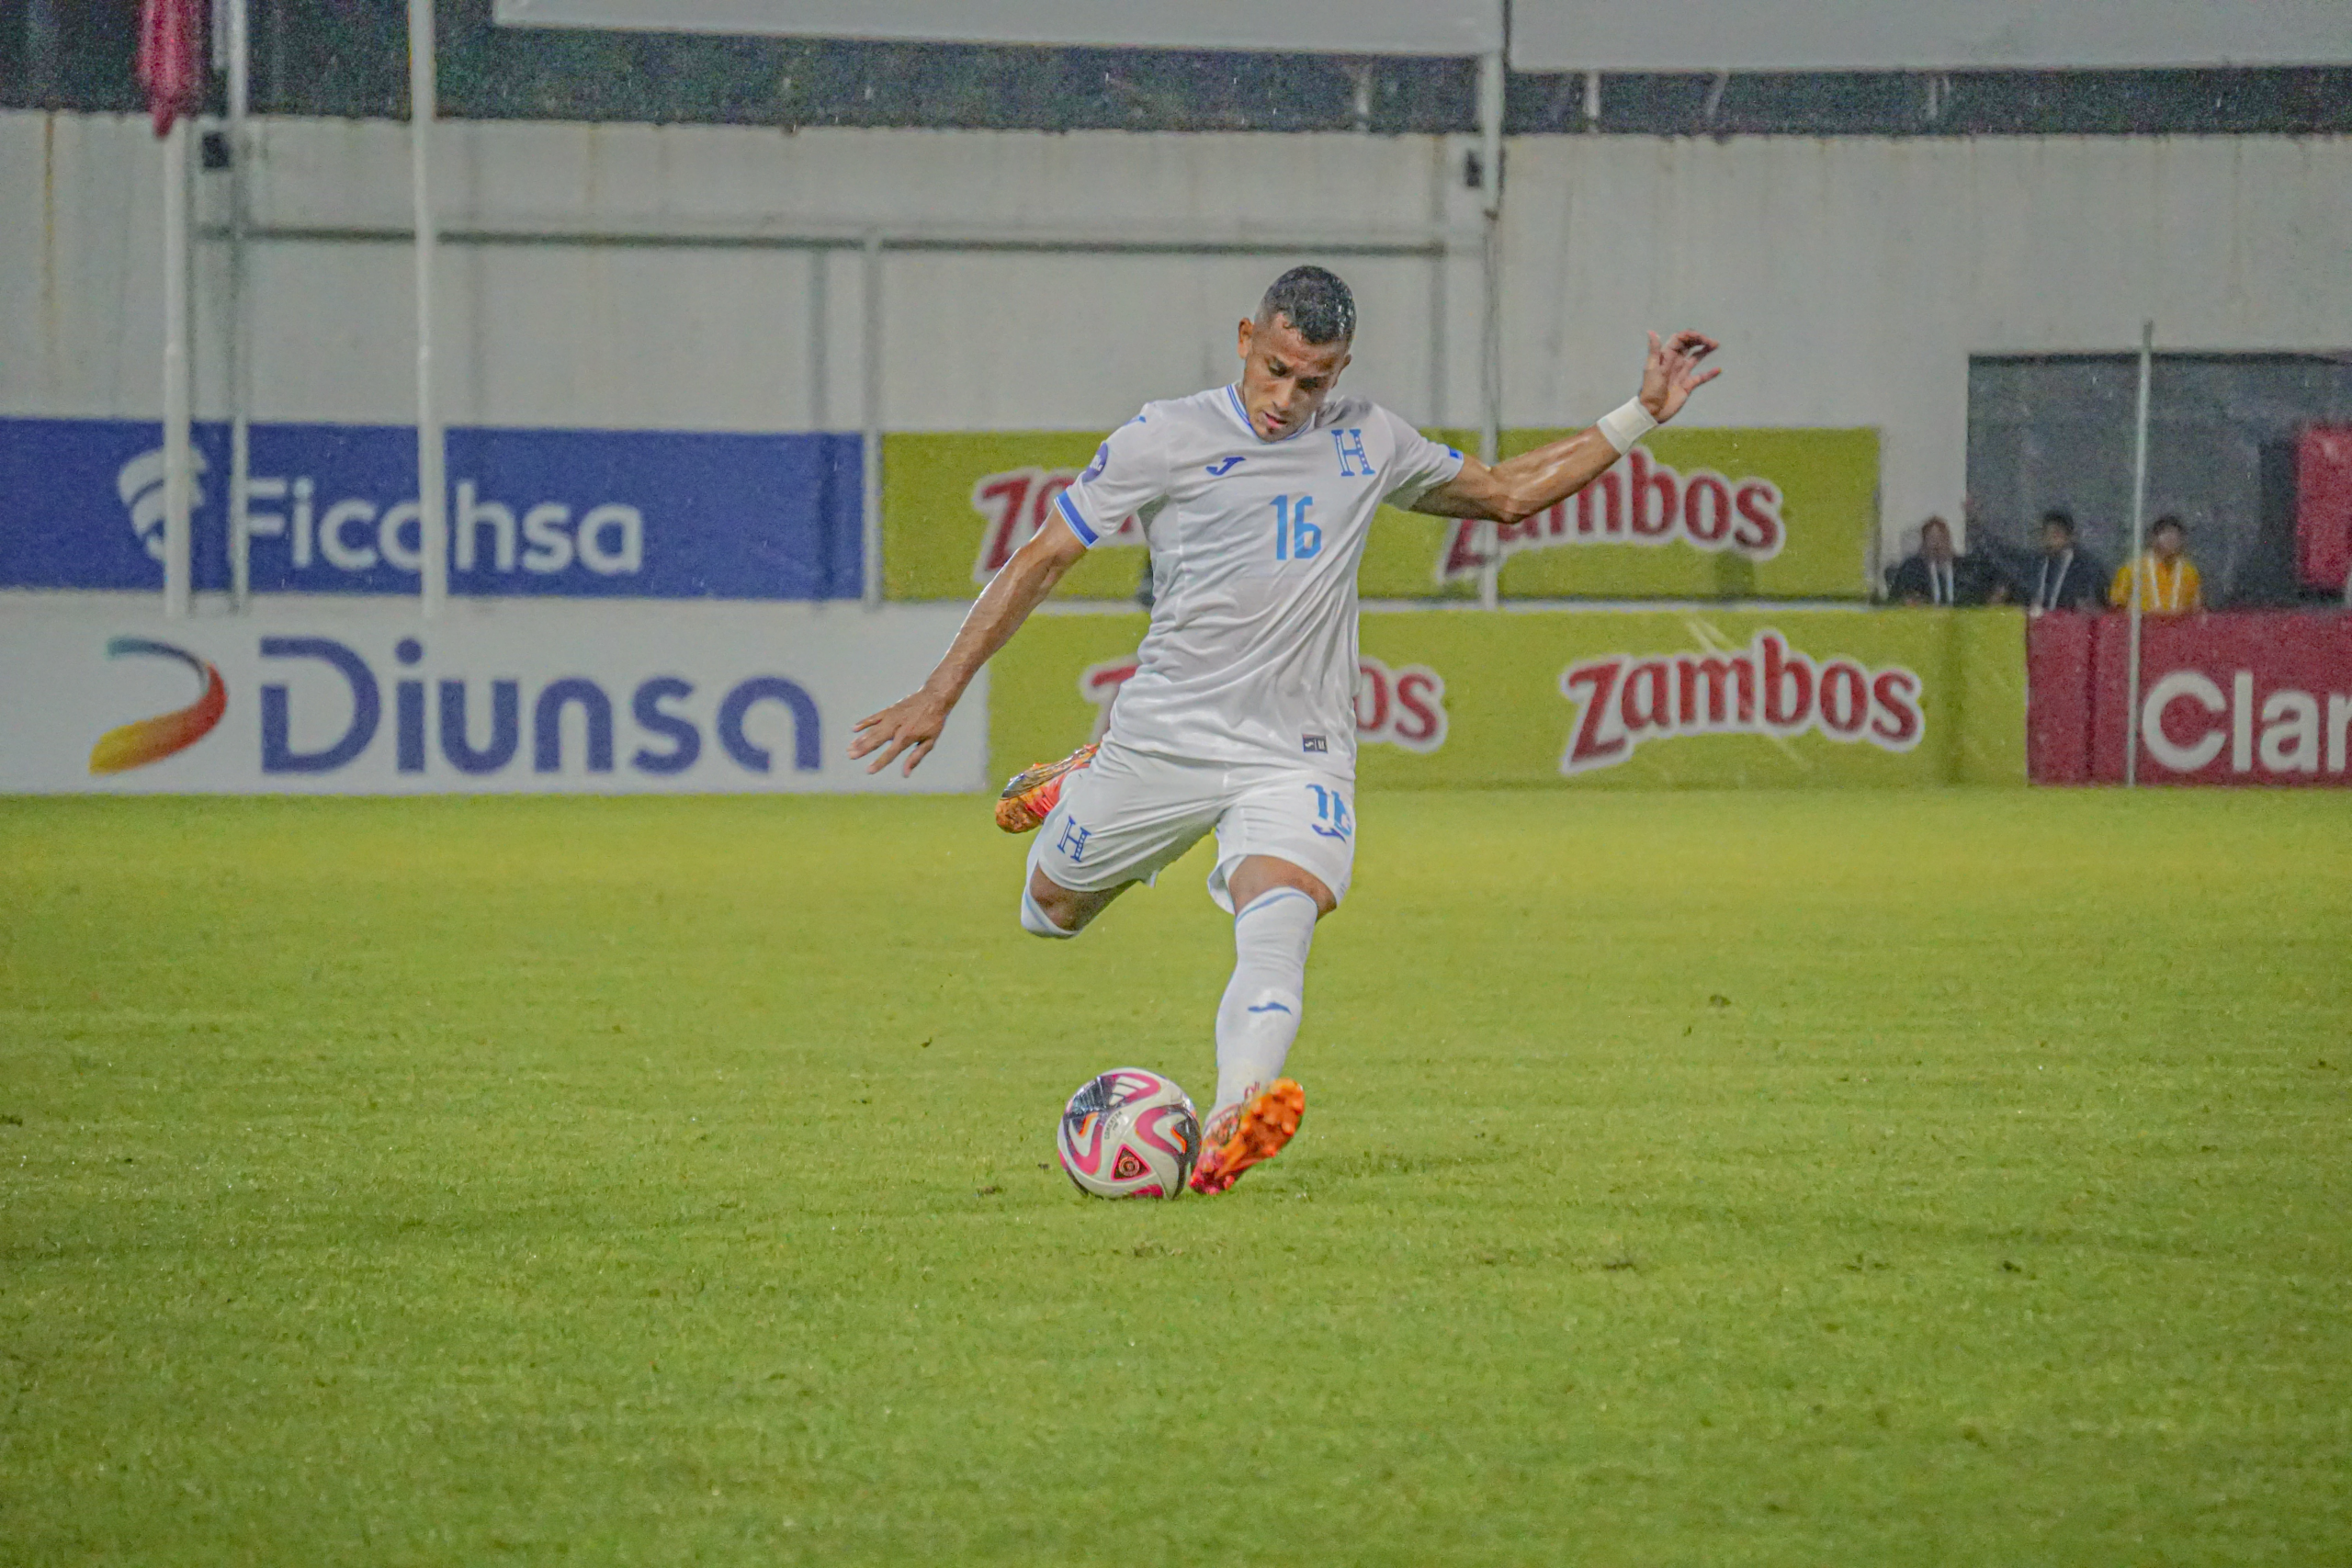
left=3, top=790, right=2348, bottom=1565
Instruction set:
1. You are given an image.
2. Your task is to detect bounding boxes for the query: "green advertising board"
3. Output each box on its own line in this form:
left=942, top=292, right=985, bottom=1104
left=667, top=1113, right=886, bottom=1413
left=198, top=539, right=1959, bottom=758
left=885, top=426, right=1877, bottom=603
left=989, top=608, right=2024, bottom=790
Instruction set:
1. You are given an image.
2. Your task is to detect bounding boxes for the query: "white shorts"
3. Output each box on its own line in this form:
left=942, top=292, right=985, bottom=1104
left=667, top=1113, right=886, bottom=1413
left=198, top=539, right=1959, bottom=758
left=1025, top=741, right=1357, bottom=912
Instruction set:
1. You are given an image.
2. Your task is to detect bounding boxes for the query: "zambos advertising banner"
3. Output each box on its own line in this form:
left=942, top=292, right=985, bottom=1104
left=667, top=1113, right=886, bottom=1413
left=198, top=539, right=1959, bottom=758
left=883, top=427, right=1877, bottom=602
left=990, top=608, right=2024, bottom=789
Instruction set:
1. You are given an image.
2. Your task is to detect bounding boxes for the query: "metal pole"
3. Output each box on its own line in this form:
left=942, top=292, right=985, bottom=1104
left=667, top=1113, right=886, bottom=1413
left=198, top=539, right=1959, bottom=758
left=808, top=250, right=829, bottom=431
left=1476, top=47, right=1504, bottom=612
left=861, top=232, right=883, bottom=608
left=227, top=0, right=253, bottom=610
left=409, top=0, right=447, bottom=617
left=1426, top=144, right=1445, bottom=434
left=2122, top=320, right=2154, bottom=788
left=162, top=118, right=193, bottom=619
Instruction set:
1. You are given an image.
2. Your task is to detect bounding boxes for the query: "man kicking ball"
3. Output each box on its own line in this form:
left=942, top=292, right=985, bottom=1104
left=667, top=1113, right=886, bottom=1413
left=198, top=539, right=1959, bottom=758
left=850, top=265, right=1719, bottom=1194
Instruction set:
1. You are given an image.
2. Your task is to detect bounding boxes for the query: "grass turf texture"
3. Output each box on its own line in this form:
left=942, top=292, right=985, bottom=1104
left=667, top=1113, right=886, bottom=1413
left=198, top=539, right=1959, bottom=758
left=3, top=791, right=2348, bottom=1565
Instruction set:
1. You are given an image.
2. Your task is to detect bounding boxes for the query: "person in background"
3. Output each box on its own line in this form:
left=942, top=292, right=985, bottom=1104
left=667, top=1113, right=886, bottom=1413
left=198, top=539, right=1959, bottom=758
left=2028, top=508, right=2109, bottom=612
left=1886, top=515, right=2005, bottom=605
left=2109, top=513, right=2203, bottom=615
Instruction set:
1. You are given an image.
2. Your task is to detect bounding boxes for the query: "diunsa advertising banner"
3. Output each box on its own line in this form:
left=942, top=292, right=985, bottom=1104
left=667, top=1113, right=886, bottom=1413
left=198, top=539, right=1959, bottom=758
left=0, top=599, right=984, bottom=794
left=883, top=427, right=1877, bottom=602
left=989, top=608, right=2024, bottom=789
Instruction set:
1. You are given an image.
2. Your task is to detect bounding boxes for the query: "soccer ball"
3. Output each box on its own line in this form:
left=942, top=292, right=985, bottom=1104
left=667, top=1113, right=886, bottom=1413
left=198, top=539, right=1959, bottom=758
left=1057, top=1068, right=1201, bottom=1199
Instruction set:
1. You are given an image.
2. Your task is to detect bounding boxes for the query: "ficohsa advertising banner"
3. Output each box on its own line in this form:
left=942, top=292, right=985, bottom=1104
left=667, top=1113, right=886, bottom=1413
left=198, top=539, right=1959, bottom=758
left=989, top=609, right=2024, bottom=789
left=884, top=427, right=1876, bottom=603
left=0, top=418, right=863, bottom=600
left=0, top=600, right=982, bottom=794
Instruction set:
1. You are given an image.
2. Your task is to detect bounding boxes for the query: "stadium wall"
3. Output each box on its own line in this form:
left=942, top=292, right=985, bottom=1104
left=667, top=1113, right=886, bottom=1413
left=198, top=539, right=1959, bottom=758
left=6, top=111, right=2349, bottom=569
left=0, top=593, right=2025, bottom=792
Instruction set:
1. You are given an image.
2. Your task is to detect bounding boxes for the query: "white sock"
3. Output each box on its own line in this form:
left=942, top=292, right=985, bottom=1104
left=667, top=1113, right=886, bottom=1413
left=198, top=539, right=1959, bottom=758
left=1210, top=887, right=1318, bottom=1124
left=1020, top=886, right=1077, bottom=939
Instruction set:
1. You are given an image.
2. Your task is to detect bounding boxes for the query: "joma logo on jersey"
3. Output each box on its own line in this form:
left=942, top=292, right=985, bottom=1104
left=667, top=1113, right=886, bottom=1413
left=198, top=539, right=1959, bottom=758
left=1331, top=429, right=1375, bottom=478
left=1557, top=629, right=1924, bottom=774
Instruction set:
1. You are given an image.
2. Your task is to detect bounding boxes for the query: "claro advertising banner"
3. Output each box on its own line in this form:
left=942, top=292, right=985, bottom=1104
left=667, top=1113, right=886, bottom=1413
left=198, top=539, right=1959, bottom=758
left=990, top=608, right=2024, bottom=789
left=0, top=418, right=863, bottom=600
left=2030, top=610, right=2352, bottom=786
left=0, top=599, right=983, bottom=794
left=883, top=427, right=1878, bottom=602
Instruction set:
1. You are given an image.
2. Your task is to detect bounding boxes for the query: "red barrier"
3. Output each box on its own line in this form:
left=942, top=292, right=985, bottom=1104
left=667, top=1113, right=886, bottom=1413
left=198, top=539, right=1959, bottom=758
left=2031, top=611, right=2352, bottom=784
left=2025, top=612, right=2097, bottom=784
left=2299, top=427, right=2352, bottom=593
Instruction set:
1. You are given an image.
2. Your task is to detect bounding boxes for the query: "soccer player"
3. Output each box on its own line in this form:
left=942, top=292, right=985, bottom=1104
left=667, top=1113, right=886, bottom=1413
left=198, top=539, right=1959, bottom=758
left=850, top=265, right=1719, bottom=1193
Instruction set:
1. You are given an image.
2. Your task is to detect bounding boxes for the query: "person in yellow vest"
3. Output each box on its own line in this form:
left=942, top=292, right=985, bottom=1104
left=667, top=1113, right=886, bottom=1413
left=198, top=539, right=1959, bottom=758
left=2109, top=514, right=2203, bottom=614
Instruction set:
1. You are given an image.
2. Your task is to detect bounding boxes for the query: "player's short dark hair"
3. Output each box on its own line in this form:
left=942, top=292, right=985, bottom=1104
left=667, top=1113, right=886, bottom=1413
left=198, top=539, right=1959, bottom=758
left=1259, top=265, right=1356, bottom=344
left=2152, top=513, right=2187, bottom=536
left=2041, top=508, right=2075, bottom=536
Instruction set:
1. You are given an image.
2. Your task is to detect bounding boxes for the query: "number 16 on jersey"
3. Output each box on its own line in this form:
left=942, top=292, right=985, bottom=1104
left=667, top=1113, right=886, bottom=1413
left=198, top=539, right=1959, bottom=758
left=1272, top=494, right=1321, bottom=561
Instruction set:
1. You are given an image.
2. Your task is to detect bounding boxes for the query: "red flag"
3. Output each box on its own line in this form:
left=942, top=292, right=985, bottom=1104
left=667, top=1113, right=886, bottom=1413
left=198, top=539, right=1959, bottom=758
left=136, top=0, right=208, bottom=138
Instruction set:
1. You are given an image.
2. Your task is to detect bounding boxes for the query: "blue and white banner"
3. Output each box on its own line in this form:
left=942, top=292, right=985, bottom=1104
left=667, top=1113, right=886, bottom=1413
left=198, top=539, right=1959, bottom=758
left=0, top=418, right=862, bottom=600
left=0, top=599, right=982, bottom=795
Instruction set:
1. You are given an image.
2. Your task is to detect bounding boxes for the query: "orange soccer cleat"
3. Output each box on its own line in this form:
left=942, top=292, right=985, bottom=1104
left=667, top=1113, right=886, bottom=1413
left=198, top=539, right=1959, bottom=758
left=1188, top=1078, right=1305, bottom=1195
left=994, top=742, right=1098, bottom=833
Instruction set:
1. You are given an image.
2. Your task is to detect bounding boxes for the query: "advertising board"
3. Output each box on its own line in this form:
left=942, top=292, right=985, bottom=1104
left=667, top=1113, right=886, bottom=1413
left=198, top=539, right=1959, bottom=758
left=991, top=608, right=2023, bottom=789
left=0, top=418, right=862, bottom=600
left=883, top=427, right=1877, bottom=603
left=2030, top=611, right=2352, bottom=786
left=0, top=599, right=982, bottom=794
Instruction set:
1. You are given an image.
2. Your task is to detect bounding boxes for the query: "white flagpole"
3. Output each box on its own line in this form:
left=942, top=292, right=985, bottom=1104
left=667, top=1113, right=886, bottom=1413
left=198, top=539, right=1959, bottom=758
left=409, top=0, right=447, bottom=617
left=227, top=0, right=253, bottom=610
left=162, top=115, right=193, bottom=619
left=2122, top=321, right=2154, bottom=788
left=1475, top=47, right=1504, bottom=613
left=862, top=231, right=883, bottom=609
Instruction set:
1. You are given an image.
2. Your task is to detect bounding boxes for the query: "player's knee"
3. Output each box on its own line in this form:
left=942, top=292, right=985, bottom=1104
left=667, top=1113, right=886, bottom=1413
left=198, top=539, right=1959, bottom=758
left=1020, top=886, right=1080, bottom=940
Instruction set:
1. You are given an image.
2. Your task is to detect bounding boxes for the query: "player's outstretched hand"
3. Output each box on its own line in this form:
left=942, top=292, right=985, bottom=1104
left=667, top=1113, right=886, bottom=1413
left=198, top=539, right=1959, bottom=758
left=1638, top=330, right=1722, bottom=423
left=849, top=689, right=951, bottom=776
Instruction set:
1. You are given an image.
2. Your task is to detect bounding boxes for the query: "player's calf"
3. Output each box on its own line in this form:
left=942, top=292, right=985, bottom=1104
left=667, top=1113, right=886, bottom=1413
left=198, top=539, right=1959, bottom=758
left=1019, top=886, right=1079, bottom=939
left=1018, top=867, right=1128, bottom=940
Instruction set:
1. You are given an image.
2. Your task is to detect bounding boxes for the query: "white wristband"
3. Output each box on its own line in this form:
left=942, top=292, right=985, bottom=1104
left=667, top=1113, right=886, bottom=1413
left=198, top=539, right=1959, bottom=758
left=1596, top=398, right=1657, bottom=455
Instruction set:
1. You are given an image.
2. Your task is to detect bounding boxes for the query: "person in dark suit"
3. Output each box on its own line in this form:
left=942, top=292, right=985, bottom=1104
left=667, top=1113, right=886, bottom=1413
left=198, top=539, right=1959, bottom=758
left=1887, top=516, right=2004, bottom=605
left=2025, top=509, right=2108, bottom=612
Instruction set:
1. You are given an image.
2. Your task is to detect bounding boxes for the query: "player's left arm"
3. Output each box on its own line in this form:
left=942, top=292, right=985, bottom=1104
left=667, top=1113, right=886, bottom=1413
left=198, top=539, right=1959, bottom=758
left=1408, top=330, right=1720, bottom=524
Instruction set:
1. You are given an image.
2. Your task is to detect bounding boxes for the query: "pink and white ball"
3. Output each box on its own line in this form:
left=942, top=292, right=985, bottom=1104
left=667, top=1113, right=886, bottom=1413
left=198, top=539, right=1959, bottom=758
left=1057, top=1068, right=1201, bottom=1199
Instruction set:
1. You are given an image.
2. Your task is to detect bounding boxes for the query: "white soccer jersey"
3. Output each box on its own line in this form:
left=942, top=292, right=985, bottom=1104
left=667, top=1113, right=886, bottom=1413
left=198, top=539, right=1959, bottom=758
left=1056, top=385, right=1463, bottom=775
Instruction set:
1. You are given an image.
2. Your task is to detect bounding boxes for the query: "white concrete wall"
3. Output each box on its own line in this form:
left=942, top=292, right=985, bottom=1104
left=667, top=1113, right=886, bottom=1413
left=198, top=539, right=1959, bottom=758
left=1499, top=135, right=2352, bottom=551
left=6, top=110, right=2347, bottom=554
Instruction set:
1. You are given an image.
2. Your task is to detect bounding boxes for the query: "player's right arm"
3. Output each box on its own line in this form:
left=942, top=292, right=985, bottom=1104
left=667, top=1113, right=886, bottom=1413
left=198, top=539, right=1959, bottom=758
left=848, top=518, right=1088, bottom=775
left=850, top=414, right=1169, bottom=776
